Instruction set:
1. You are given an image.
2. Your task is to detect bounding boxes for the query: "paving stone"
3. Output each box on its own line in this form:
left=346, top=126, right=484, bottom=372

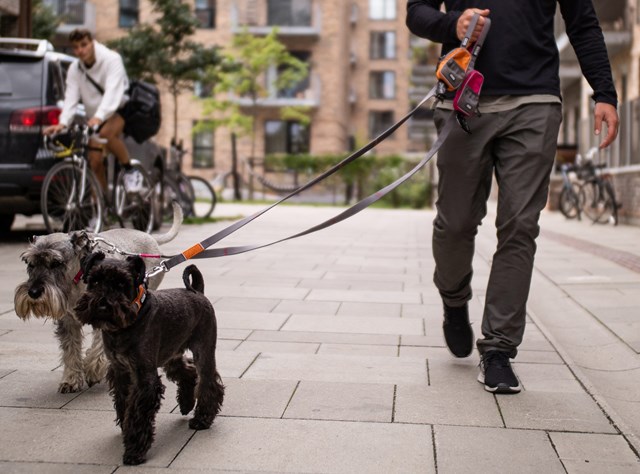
left=242, top=353, right=428, bottom=385
left=0, top=341, right=62, bottom=371
left=234, top=340, right=320, bottom=354
left=435, top=425, right=565, bottom=473
left=272, top=300, right=340, bottom=315
left=219, top=378, right=297, bottom=418
left=427, top=357, right=482, bottom=389
left=323, top=270, right=420, bottom=284
left=217, top=328, right=252, bottom=340
left=209, top=284, right=309, bottom=300
left=216, top=339, right=241, bottom=351
left=217, top=351, right=260, bottom=378
left=514, top=362, right=584, bottom=393
left=213, top=297, right=282, bottom=313
left=498, top=391, right=617, bottom=433
left=172, top=417, right=435, bottom=473
left=0, top=407, right=190, bottom=467
left=395, top=384, right=503, bottom=427
left=0, top=369, right=14, bottom=378
left=0, top=370, right=83, bottom=409
left=306, top=288, right=421, bottom=304
left=297, top=278, right=352, bottom=290
left=337, top=301, right=402, bottom=318
left=561, top=460, right=640, bottom=474
left=0, top=461, right=115, bottom=473
left=283, top=381, right=394, bottom=422
left=247, top=330, right=399, bottom=346
left=549, top=432, right=639, bottom=466
left=216, top=310, right=290, bottom=330
left=317, top=343, right=398, bottom=357
left=401, top=334, right=446, bottom=348
left=512, top=350, right=563, bottom=364
left=281, top=314, right=423, bottom=336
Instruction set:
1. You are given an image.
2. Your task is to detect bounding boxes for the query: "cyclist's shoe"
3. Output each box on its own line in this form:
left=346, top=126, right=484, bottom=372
left=442, top=302, right=474, bottom=358
left=478, top=350, right=521, bottom=394
left=123, top=168, right=144, bottom=193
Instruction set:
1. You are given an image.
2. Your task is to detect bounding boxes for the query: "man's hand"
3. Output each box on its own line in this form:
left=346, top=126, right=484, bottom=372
left=43, top=123, right=65, bottom=136
left=594, top=102, right=619, bottom=149
left=87, top=117, right=103, bottom=130
left=457, top=8, right=491, bottom=42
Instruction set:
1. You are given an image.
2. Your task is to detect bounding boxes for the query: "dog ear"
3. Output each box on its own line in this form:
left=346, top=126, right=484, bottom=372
left=70, top=231, right=91, bottom=252
left=81, top=251, right=105, bottom=282
left=127, top=256, right=147, bottom=288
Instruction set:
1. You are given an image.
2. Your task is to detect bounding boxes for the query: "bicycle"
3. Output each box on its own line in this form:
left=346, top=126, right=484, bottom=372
left=557, top=162, right=582, bottom=220
left=578, top=148, right=619, bottom=226
left=41, top=123, right=156, bottom=233
left=161, top=139, right=217, bottom=220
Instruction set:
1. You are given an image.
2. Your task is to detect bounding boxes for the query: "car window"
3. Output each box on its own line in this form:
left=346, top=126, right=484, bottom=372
left=0, top=56, right=43, bottom=98
left=47, top=60, right=65, bottom=104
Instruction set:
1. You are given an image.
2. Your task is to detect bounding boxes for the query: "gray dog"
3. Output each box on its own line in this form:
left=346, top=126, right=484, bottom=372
left=75, top=253, right=224, bottom=465
left=14, top=204, right=182, bottom=393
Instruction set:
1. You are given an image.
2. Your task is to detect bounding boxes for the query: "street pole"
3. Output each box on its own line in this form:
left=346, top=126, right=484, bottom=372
left=17, top=0, right=32, bottom=38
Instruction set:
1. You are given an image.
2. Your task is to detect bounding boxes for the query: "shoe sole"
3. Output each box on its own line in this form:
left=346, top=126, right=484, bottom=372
left=477, top=372, right=522, bottom=394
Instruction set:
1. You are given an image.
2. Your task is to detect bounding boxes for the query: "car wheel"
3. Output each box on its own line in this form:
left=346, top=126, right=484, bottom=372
left=0, top=214, right=15, bottom=233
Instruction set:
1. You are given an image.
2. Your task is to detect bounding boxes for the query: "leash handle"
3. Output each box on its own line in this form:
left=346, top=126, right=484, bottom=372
left=467, top=16, right=491, bottom=71
left=460, top=13, right=480, bottom=49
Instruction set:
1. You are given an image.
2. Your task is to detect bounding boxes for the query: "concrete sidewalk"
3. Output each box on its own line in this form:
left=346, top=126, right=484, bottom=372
left=0, top=203, right=639, bottom=473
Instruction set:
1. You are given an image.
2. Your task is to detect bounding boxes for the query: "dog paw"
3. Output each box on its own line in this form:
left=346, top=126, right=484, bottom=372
left=123, top=453, right=146, bottom=466
left=189, top=418, right=212, bottom=430
left=58, top=381, right=83, bottom=393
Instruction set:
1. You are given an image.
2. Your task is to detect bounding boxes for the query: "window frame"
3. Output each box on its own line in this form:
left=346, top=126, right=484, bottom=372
left=119, top=0, right=139, bottom=28
left=369, top=70, right=396, bottom=100
left=192, top=122, right=215, bottom=169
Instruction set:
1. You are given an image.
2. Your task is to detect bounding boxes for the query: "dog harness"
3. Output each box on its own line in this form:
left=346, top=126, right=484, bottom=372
left=144, top=15, right=492, bottom=280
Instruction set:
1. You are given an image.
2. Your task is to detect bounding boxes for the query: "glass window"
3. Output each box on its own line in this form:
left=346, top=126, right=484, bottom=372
left=268, top=0, right=312, bottom=27
left=265, top=120, right=310, bottom=155
left=368, top=111, right=394, bottom=138
left=195, top=0, right=216, bottom=29
left=192, top=123, right=214, bottom=168
left=275, top=51, right=310, bottom=99
left=194, top=80, right=213, bottom=98
left=370, top=31, right=396, bottom=59
left=369, top=0, right=396, bottom=20
left=369, top=71, right=395, bottom=99
left=119, top=0, right=139, bottom=28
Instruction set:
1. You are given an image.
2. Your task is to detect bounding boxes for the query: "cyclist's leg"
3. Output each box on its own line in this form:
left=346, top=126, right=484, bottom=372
left=99, top=113, right=130, bottom=167
left=88, top=142, right=107, bottom=192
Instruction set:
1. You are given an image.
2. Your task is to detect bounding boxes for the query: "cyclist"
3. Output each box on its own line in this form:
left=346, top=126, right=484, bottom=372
left=44, top=28, right=140, bottom=193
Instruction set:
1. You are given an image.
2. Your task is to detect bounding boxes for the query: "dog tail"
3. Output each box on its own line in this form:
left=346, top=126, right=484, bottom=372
left=152, top=201, right=183, bottom=245
left=183, top=265, right=204, bottom=293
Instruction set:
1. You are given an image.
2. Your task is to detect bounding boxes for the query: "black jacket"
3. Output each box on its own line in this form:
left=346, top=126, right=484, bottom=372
left=406, top=0, right=617, bottom=106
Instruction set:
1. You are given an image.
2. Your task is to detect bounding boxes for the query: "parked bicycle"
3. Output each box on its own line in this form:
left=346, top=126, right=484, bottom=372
left=41, top=123, right=156, bottom=233
left=579, top=150, right=620, bottom=226
left=161, top=139, right=217, bottom=220
left=557, top=162, right=582, bottom=220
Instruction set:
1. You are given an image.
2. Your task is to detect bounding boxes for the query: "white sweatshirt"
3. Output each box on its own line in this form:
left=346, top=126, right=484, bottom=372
left=59, top=41, right=129, bottom=126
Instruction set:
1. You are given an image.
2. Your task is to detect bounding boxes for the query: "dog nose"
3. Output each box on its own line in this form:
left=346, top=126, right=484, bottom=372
left=28, top=286, right=44, bottom=299
left=97, top=298, right=109, bottom=312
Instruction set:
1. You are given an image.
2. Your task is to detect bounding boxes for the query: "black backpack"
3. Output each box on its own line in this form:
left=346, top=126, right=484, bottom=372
left=81, top=67, right=161, bottom=143
left=121, top=81, right=162, bottom=143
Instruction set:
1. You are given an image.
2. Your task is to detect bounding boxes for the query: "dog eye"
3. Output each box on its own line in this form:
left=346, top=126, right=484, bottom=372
left=50, top=261, right=62, bottom=269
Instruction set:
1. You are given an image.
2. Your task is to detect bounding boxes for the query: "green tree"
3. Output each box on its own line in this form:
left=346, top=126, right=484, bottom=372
left=32, top=0, right=61, bottom=42
left=107, top=0, right=225, bottom=141
left=200, top=28, right=311, bottom=161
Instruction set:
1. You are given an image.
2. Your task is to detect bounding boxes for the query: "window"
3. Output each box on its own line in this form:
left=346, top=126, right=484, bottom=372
left=194, top=80, right=213, bottom=98
left=369, top=111, right=394, bottom=138
left=192, top=123, right=214, bottom=168
left=272, top=51, right=311, bottom=99
left=370, top=31, right=396, bottom=59
left=268, top=0, right=312, bottom=27
left=369, top=0, right=396, bottom=20
left=265, top=120, right=310, bottom=155
left=119, top=0, right=139, bottom=28
left=195, top=0, right=216, bottom=29
left=369, top=71, right=395, bottom=99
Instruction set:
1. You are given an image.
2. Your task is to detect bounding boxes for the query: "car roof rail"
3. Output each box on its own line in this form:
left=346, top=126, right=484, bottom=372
left=0, top=38, right=54, bottom=57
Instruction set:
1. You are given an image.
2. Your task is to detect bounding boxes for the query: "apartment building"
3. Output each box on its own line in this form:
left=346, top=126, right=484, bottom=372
left=44, top=0, right=426, bottom=184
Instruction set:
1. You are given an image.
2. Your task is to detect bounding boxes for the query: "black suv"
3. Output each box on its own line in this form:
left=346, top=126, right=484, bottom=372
left=0, top=38, right=166, bottom=232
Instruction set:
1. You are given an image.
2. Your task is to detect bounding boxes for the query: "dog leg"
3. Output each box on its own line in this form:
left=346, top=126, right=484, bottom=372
left=190, top=345, right=224, bottom=430
left=55, top=314, right=85, bottom=393
left=106, top=365, right=131, bottom=428
left=163, top=355, right=197, bottom=415
left=122, top=371, right=165, bottom=465
left=84, top=328, right=107, bottom=386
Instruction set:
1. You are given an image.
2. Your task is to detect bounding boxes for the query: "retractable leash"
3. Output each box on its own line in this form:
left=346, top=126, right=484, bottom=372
left=146, top=15, right=492, bottom=280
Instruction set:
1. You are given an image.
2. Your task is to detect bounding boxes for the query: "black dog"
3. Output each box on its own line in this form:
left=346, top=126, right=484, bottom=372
left=75, top=252, right=224, bottom=465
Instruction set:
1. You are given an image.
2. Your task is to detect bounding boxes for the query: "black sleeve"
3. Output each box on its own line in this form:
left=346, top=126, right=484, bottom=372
left=558, top=0, right=618, bottom=107
left=406, top=0, right=462, bottom=44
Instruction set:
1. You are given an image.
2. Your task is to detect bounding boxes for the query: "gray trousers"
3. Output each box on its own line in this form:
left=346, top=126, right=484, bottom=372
left=433, top=103, right=562, bottom=357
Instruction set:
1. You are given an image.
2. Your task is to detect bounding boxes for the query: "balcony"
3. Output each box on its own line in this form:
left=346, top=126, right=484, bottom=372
left=231, top=0, right=321, bottom=39
left=231, top=72, right=321, bottom=108
left=43, top=0, right=96, bottom=34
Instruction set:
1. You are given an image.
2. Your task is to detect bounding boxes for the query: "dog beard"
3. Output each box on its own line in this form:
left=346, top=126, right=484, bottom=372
left=14, top=283, right=68, bottom=320
left=75, top=294, right=137, bottom=332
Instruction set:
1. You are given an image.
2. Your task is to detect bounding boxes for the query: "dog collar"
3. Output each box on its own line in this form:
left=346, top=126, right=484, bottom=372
left=132, top=284, right=147, bottom=314
left=73, top=269, right=83, bottom=284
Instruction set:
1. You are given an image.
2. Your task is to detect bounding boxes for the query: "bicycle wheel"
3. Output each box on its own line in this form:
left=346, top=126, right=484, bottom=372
left=41, top=161, right=104, bottom=233
left=558, top=183, right=582, bottom=219
left=162, top=176, right=193, bottom=221
left=114, top=162, right=155, bottom=233
left=188, top=176, right=217, bottom=218
left=597, top=181, right=618, bottom=225
left=580, top=180, right=602, bottom=223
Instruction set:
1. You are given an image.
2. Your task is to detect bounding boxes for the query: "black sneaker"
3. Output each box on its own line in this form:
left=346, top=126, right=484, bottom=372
left=442, top=302, right=474, bottom=357
left=478, top=350, right=521, bottom=394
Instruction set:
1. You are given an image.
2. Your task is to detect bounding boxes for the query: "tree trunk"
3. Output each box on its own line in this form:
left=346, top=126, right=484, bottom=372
left=231, top=132, right=241, bottom=200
